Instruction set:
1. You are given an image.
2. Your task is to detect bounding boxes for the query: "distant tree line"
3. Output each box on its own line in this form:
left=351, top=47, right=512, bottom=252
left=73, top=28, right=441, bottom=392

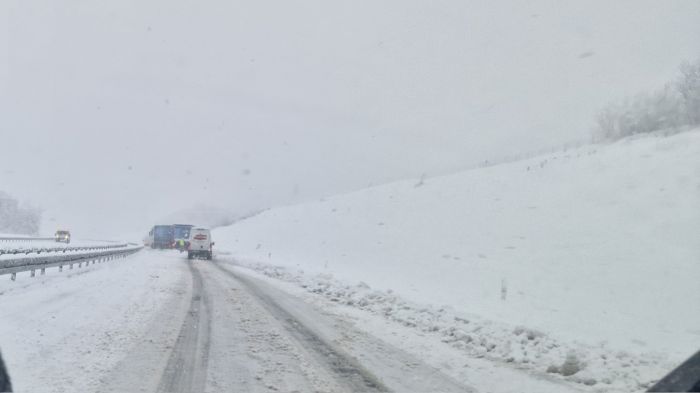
left=0, top=191, right=41, bottom=235
left=594, top=57, right=700, bottom=141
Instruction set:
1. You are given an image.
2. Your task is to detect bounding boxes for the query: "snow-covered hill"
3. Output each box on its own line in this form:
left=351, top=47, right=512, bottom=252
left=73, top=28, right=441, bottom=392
left=215, top=130, right=700, bottom=390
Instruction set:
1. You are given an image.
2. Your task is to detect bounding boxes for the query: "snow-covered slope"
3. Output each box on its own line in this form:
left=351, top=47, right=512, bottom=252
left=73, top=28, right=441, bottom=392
left=215, top=130, right=700, bottom=388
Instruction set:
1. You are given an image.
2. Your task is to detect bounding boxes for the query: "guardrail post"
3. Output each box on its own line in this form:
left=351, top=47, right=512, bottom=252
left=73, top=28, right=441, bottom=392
left=10, top=273, right=16, bottom=281
left=40, top=268, right=45, bottom=275
left=30, top=269, right=35, bottom=277
left=70, top=263, right=73, bottom=269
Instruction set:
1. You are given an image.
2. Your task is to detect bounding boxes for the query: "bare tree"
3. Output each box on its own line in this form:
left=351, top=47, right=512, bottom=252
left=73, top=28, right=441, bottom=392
left=677, top=59, right=700, bottom=125
left=593, top=57, right=698, bottom=141
left=0, top=191, right=42, bottom=235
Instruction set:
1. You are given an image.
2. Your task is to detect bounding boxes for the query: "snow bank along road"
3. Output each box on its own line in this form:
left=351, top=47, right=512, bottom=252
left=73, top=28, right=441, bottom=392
left=0, top=250, right=581, bottom=392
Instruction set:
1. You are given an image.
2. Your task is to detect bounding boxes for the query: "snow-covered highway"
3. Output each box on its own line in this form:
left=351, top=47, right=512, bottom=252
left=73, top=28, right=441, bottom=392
left=0, top=250, right=583, bottom=393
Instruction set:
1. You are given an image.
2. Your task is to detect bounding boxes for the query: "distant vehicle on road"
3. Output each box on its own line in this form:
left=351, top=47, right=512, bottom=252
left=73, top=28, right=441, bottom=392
left=148, top=225, right=174, bottom=249
left=188, top=228, right=214, bottom=260
left=54, top=230, right=71, bottom=244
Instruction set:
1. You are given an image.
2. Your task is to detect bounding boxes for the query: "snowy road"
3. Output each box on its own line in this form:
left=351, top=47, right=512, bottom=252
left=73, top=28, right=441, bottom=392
left=0, top=251, right=471, bottom=392
left=0, top=250, right=584, bottom=393
left=144, top=258, right=472, bottom=392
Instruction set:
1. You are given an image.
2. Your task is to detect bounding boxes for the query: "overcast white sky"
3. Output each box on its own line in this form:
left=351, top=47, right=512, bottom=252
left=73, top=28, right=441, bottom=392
left=1, top=0, right=699, bottom=237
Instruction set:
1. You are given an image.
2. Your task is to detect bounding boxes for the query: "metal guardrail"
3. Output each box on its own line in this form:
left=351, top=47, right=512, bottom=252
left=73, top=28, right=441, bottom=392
left=0, top=236, right=54, bottom=242
left=0, top=243, right=129, bottom=256
left=0, top=246, right=143, bottom=280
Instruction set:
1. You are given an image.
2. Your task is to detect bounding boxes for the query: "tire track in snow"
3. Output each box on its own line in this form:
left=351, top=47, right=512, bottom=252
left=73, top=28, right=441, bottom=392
left=211, top=261, right=390, bottom=393
left=156, top=262, right=211, bottom=393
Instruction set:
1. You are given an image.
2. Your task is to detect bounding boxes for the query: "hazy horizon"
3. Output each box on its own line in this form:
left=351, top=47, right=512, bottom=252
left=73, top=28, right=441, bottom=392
left=2, top=0, right=699, bottom=238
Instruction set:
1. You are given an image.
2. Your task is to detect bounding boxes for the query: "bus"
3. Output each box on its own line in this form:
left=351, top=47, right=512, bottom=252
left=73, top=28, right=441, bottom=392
left=172, top=224, right=193, bottom=242
left=148, top=225, right=174, bottom=249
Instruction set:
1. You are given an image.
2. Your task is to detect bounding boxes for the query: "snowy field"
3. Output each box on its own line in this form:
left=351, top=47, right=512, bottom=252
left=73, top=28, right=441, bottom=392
left=214, top=130, right=700, bottom=391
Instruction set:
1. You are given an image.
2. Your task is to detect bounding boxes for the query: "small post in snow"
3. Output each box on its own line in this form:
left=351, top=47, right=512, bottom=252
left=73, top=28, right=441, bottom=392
left=59, top=265, right=63, bottom=272
left=501, top=278, right=507, bottom=301
left=40, top=268, right=45, bottom=275
left=30, top=269, right=35, bottom=277
left=10, top=273, right=16, bottom=281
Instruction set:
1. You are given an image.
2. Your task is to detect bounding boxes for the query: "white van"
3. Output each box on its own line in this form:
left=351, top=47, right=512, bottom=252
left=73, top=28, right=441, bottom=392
left=187, top=227, right=214, bottom=260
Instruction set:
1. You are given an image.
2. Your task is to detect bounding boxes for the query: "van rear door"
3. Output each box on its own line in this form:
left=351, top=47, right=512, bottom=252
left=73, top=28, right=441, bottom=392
left=189, top=228, right=211, bottom=250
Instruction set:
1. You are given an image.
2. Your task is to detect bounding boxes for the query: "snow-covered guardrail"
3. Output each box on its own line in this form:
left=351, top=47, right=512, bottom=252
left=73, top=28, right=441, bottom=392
left=0, top=236, right=55, bottom=242
left=0, top=243, right=130, bottom=256
left=0, top=245, right=143, bottom=281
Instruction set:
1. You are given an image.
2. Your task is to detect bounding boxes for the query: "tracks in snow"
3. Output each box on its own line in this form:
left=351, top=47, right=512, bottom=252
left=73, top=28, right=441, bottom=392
left=156, top=262, right=211, bottom=393
left=210, top=262, right=390, bottom=393
left=104, top=256, right=472, bottom=392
